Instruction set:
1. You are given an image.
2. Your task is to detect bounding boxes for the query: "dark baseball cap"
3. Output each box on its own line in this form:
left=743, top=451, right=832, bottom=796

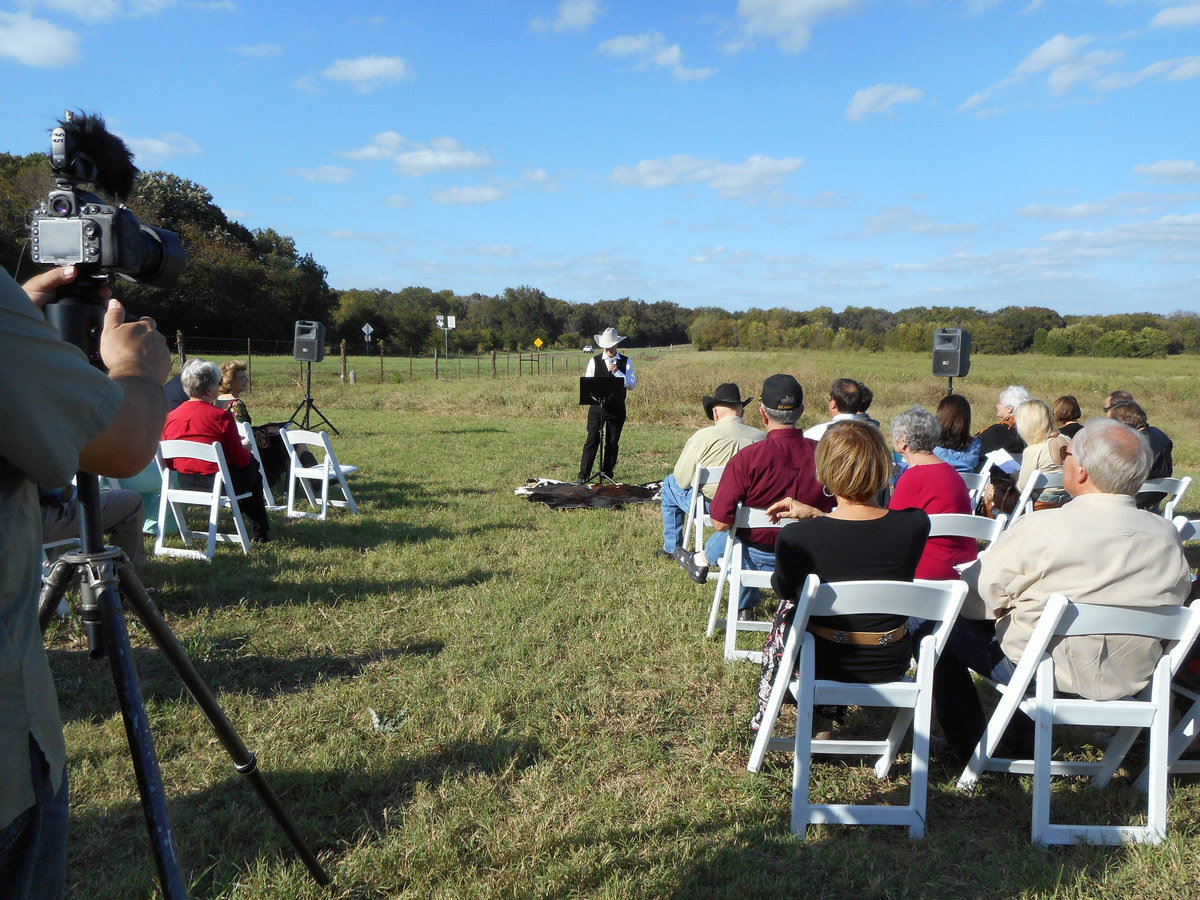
left=761, top=374, right=803, bottom=411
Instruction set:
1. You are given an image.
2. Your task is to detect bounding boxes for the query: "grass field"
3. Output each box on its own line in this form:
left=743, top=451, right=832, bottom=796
left=50, top=348, right=1200, bottom=898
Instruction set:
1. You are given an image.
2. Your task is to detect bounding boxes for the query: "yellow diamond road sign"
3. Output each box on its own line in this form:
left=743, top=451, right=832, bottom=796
left=534, top=338, right=543, bottom=348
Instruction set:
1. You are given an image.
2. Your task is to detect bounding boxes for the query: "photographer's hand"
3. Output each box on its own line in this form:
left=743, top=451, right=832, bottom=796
left=78, top=299, right=171, bottom=478
left=22, top=265, right=111, bottom=310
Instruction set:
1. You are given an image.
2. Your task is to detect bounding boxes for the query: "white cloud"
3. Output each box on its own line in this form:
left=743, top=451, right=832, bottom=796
left=1040, top=214, right=1200, bottom=250
left=861, top=204, right=975, bottom=236
left=1134, top=159, right=1200, bottom=183
left=845, top=83, right=923, bottom=121
left=474, top=244, right=516, bottom=257
left=234, top=43, right=282, bottom=58
left=0, top=13, right=80, bottom=66
left=532, top=0, right=602, bottom=34
left=432, top=186, right=505, bottom=204
left=336, top=132, right=492, bottom=176
left=123, top=131, right=201, bottom=160
left=1150, top=6, right=1200, bottom=29
left=733, top=0, right=863, bottom=54
left=1045, top=49, right=1122, bottom=95
left=292, top=165, right=357, bottom=183
left=597, top=31, right=714, bottom=81
left=30, top=0, right=123, bottom=22
left=321, top=55, right=412, bottom=93
left=1015, top=33, right=1092, bottom=75
left=386, top=194, right=410, bottom=208
left=610, top=153, right=803, bottom=196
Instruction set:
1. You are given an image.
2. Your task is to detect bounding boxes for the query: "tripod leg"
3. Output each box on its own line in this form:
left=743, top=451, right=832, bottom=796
left=302, top=400, right=340, bottom=436
left=83, top=558, right=190, bottom=899
left=117, top=564, right=331, bottom=887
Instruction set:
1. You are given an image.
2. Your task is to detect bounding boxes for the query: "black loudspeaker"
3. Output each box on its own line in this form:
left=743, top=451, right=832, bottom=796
left=932, top=328, right=971, bottom=377
left=293, top=321, right=326, bottom=362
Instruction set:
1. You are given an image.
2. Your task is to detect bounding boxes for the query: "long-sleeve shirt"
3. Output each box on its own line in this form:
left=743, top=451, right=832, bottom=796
left=583, top=353, right=636, bottom=390
left=162, top=399, right=253, bottom=473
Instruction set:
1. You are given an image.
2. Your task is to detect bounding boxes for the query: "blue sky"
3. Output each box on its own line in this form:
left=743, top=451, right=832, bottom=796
left=1, top=0, right=1197, bottom=315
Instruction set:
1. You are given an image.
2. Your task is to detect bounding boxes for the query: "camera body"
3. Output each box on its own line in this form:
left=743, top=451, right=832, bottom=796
left=26, top=116, right=185, bottom=290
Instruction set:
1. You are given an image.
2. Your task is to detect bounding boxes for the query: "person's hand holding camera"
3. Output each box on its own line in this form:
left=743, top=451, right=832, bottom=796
left=100, top=298, right=171, bottom=385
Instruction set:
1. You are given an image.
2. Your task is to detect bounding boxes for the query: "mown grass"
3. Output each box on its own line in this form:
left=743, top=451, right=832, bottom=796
left=51, top=348, right=1200, bottom=898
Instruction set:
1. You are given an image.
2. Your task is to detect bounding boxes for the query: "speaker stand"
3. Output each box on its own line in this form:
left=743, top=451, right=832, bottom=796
left=947, top=376, right=954, bottom=397
left=287, top=361, right=340, bottom=434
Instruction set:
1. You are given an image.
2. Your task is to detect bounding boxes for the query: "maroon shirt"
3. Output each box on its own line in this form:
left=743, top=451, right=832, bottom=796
left=709, top=428, right=834, bottom=549
left=161, top=399, right=252, bottom=474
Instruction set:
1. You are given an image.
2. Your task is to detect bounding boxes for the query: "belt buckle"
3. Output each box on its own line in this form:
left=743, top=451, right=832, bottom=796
left=878, top=630, right=894, bottom=646
left=833, top=630, right=850, bottom=644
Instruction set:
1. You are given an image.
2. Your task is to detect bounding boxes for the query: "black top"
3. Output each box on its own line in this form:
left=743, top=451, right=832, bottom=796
left=771, top=508, right=929, bottom=681
left=975, top=422, right=1025, bottom=475
left=1059, top=422, right=1083, bottom=439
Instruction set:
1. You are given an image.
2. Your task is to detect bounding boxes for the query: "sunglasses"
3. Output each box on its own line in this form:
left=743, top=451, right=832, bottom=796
left=1057, top=445, right=1073, bottom=463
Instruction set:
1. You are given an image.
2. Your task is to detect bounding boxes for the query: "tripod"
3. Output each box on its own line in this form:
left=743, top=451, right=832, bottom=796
left=288, top=360, right=339, bottom=435
left=39, top=284, right=328, bottom=896
left=39, top=474, right=329, bottom=896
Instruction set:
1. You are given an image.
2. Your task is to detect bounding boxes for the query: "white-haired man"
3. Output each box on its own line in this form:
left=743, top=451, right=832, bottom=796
left=933, top=417, right=1191, bottom=761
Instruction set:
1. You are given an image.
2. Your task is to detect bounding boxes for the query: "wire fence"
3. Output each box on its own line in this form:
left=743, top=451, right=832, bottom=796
left=173, top=335, right=692, bottom=383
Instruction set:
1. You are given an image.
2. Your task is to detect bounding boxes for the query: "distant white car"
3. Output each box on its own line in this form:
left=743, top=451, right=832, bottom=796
left=583, top=345, right=593, bottom=352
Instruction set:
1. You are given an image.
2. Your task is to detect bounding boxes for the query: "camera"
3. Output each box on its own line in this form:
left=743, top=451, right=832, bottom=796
left=27, top=111, right=185, bottom=289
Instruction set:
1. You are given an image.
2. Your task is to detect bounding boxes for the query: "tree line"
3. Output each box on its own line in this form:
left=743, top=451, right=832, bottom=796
left=3, top=150, right=1195, bottom=358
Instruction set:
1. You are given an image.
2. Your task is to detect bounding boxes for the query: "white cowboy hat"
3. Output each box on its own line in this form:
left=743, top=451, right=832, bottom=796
left=594, top=327, right=626, bottom=349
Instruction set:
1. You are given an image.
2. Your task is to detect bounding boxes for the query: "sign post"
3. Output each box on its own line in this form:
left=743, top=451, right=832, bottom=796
left=362, top=323, right=374, bottom=343
left=436, top=314, right=456, bottom=360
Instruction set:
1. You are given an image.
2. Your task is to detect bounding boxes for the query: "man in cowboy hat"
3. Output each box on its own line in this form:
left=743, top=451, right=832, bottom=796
left=657, top=383, right=764, bottom=559
left=577, top=327, right=637, bottom=484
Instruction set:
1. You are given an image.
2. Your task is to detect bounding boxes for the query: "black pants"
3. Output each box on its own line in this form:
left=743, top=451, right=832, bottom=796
left=578, top=402, right=625, bottom=481
left=179, top=463, right=270, bottom=541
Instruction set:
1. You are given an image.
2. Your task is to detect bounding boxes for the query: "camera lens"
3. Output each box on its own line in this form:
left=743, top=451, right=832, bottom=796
left=51, top=196, right=72, bottom=216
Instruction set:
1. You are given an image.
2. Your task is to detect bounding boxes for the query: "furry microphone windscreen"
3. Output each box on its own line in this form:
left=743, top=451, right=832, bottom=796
left=58, top=111, right=139, bottom=201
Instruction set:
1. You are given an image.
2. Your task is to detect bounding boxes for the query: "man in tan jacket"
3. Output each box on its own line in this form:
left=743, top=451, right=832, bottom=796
left=933, top=417, right=1190, bottom=761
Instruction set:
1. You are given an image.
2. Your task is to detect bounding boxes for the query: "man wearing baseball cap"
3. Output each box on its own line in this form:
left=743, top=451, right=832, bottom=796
left=657, top=382, right=764, bottom=559
left=675, top=374, right=834, bottom=617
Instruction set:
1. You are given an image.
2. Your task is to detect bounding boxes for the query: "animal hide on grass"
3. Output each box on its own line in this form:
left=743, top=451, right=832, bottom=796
left=515, top=478, right=662, bottom=511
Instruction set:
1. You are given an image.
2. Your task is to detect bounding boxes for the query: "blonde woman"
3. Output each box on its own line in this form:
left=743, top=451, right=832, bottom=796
left=1015, top=399, right=1069, bottom=504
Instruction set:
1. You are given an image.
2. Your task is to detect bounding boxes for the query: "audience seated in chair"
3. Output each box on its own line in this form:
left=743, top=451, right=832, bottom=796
left=1107, top=399, right=1173, bottom=511
left=751, top=420, right=930, bottom=737
left=974, top=384, right=1029, bottom=474
left=674, top=375, right=834, bottom=619
left=889, top=406, right=976, bottom=580
left=802, top=377, right=865, bottom=442
left=932, top=417, right=1191, bottom=764
left=659, top=382, right=763, bottom=559
left=161, top=359, right=271, bottom=543
left=39, top=484, right=146, bottom=572
left=932, top=393, right=981, bottom=474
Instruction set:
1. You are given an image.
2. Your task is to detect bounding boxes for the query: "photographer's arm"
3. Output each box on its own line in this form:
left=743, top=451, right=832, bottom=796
left=77, top=299, right=171, bottom=478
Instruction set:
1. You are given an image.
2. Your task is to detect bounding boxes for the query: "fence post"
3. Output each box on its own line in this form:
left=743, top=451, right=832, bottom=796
left=175, top=331, right=185, bottom=369
left=476, top=355, right=480, bottom=378
left=458, top=357, right=462, bottom=379
left=246, top=338, right=252, bottom=383
left=434, top=348, right=440, bottom=380
left=340, top=340, right=348, bottom=381
left=379, top=342, right=384, bottom=383
left=491, top=350, right=497, bottom=378
left=409, top=349, right=413, bottom=378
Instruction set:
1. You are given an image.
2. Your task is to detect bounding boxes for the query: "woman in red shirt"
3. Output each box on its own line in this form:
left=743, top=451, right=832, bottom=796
left=162, top=359, right=270, bottom=542
left=889, top=405, right=974, bottom=579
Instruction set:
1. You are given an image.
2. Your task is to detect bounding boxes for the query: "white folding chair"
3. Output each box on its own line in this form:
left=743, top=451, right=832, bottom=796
left=704, top=504, right=784, bottom=663
left=236, top=421, right=284, bottom=512
left=927, top=512, right=1006, bottom=561
left=280, top=428, right=359, bottom=520
left=748, top=578, right=968, bottom=838
left=959, top=471, right=989, bottom=510
left=957, top=595, right=1200, bottom=845
left=1139, top=476, right=1191, bottom=520
left=1174, top=516, right=1198, bottom=541
left=1007, top=471, right=1063, bottom=526
left=681, top=464, right=724, bottom=555
left=154, top=440, right=252, bottom=561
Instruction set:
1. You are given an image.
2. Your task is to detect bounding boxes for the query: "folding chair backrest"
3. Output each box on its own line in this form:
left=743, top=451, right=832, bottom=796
left=927, top=512, right=1006, bottom=554
left=1141, top=476, right=1191, bottom=520
left=683, top=464, right=725, bottom=553
left=1008, top=471, right=1059, bottom=526
left=154, top=439, right=251, bottom=560
left=959, top=472, right=988, bottom=509
left=1172, top=515, right=1198, bottom=541
left=235, top=421, right=281, bottom=510
left=800, top=579, right=969, bottom=657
